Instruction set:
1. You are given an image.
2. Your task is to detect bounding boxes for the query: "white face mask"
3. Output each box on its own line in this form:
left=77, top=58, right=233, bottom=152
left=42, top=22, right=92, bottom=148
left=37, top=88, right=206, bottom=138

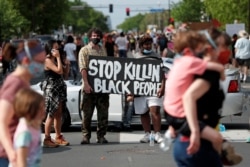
left=142, top=49, right=153, bottom=55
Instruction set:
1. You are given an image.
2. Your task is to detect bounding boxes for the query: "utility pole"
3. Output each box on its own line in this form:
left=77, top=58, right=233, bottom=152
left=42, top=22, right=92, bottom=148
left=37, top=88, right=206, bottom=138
left=248, top=0, right=250, bottom=33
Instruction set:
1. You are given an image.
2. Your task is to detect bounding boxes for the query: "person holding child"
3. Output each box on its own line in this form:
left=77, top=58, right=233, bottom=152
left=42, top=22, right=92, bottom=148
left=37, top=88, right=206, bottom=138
left=164, top=28, right=242, bottom=167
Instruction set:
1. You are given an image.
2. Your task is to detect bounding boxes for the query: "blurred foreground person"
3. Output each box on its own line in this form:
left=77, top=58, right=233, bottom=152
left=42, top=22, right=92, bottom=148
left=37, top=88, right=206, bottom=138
left=0, top=40, right=45, bottom=166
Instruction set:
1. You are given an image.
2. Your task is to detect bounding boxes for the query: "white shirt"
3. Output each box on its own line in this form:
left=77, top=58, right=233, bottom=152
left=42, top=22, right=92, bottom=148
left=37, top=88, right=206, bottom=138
left=115, top=37, right=128, bottom=50
left=235, top=38, right=250, bottom=59
left=64, top=43, right=76, bottom=61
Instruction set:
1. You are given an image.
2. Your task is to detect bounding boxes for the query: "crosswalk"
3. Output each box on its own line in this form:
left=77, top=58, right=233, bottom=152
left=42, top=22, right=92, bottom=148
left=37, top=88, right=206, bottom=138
left=41, top=129, right=250, bottom=144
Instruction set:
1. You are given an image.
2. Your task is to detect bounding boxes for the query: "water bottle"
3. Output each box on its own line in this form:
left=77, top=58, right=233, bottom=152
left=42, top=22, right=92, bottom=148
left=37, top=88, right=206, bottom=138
left=219, top=124, right=226, bottom=132
left=160, top=130, right=172, bottom=151
left=149, top=132, right=155, bottom=146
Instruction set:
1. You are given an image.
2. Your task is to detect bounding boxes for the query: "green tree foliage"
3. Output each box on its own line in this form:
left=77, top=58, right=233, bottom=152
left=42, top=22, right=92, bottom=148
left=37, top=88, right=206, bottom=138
left=0, top=0, right=29, bottom=40
left=117, top=14, right=145, bottom=32
left=203, top=0, right=248, bottom=29
left=66, top=0, right=109, bottom=34
left=171, top=0, right=204, bottom=22
left=9, top=0, right=69, bottom=34
left=117, top=11, right=171, bottom=33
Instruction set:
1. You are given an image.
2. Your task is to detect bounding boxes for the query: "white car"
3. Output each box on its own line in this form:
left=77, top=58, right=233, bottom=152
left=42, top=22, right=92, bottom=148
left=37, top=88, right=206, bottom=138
left=31, top=58, right=250, bottom=129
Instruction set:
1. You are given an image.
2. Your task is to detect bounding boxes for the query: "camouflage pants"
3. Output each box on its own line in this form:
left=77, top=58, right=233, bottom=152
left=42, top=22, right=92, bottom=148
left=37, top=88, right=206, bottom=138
left=81, top=93, right=109, bottom=139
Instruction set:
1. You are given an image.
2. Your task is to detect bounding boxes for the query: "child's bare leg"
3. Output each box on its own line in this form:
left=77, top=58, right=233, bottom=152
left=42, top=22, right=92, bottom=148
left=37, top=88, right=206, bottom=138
left=201, top=126, right=223, bottom=154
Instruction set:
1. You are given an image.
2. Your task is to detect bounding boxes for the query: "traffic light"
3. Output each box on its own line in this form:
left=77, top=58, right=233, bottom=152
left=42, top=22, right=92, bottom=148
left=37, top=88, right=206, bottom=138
left=109, top=4, right=113, bottom=13
left=126, top=8, right=130, bottom=16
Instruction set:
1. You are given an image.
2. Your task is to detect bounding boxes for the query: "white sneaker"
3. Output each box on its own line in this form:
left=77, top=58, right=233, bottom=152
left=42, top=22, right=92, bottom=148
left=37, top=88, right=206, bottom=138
left=155, top=132, right=163, bottom=143
left=140, top=132, right=150, bottom=143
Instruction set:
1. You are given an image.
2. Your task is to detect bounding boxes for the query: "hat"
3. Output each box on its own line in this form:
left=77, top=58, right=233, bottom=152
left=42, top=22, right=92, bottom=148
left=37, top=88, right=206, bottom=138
left=238, top=30, right=248, bottom=38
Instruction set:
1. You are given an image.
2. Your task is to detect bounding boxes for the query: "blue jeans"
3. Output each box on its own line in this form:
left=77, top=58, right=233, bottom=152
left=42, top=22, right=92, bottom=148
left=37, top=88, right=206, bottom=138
left=69, top=61, right=78, bottom=80
left=173, top=135, right=222, bottom=167
left=118, top=50, right=127, bottom=58
left=123, top=101, right=134, bottom=127
left=0, top=158, right=9, bottom=167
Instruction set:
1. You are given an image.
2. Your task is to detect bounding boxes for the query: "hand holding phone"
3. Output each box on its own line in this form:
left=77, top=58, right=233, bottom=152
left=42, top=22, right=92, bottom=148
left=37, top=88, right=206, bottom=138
left=51, top=49, right=59, bottom=57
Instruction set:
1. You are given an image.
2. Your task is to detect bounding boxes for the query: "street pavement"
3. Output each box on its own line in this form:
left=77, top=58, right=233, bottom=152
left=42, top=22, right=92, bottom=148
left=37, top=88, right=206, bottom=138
left=41, top=129, right=250, bottom=167
left=41, top=105, right=250, bottom=167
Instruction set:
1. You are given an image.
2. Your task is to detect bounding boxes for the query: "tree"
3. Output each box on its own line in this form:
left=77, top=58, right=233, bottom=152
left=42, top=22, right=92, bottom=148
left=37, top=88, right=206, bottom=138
left=67, top=0, right=109, bottom=34
left=171, top=0, right=204, bottom=22
left=0, top=0, right=29, bottom=40
left=9, top=0, right=69, bottom=34
left=117, top=14, right=145, bottom=32
left=203, top=0, right=248, bottom=30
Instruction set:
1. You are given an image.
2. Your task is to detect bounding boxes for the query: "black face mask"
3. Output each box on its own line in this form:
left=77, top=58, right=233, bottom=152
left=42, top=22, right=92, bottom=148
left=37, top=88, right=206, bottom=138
left=195, top=50, right=206, bottom=58
left=91, top=38, right=100, bottom=45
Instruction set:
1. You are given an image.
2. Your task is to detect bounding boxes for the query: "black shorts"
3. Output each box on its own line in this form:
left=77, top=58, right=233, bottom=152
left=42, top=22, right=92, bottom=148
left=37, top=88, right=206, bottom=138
left=165, top=113, right=206, bottom=136
left=236, top=58, right=250, bottom=66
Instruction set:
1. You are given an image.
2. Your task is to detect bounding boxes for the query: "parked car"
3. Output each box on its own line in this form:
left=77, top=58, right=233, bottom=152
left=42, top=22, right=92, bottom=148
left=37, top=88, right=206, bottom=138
left=32, top=35, right=55, bottom=47
left=31, top=58, right=250, bottom=129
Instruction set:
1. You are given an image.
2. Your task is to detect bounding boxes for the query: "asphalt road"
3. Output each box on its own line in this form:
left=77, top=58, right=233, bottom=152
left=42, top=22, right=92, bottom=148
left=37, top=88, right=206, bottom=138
left=41, top=106, right=250, bottom=167
left=41, top=127, right=250, bottom=167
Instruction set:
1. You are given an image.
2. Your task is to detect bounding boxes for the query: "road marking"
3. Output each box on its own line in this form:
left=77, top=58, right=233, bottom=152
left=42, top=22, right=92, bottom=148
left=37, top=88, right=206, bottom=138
left=220, top=129, right=250, bottom=142
left=41, top=130, right=250, bottom=145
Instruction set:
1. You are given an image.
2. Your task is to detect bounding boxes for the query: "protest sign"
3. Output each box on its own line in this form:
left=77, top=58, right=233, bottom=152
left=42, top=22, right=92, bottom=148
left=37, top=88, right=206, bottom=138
left=88, top=56, right=163, bottom=96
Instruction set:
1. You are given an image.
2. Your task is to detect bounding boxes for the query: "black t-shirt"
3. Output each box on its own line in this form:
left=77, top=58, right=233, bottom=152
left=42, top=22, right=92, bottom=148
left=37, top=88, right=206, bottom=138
left=105, top=41, right=115, bottom=57
left=195, top=70, right=225, bottom=128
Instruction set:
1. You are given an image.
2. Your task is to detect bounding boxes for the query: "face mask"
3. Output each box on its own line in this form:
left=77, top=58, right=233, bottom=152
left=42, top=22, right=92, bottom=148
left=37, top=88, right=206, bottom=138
left=142, top=49, right=153, bottom=55
left=27, top=61, right=44, bottom=77
left=217, top=49, right=231, bottom=65
left=91, top=38, right=100, bottom=45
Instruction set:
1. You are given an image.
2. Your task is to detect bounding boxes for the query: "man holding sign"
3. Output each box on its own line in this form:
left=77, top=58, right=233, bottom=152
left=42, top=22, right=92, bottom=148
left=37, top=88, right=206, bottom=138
left=78, top=27, right=109, bottom=144
left=128, top=34, right=165, bottom=144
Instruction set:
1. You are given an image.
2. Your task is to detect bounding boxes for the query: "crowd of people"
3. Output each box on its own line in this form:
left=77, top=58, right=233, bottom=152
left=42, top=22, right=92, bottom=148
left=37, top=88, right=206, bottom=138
left=0, top=25, right=248, bottom=167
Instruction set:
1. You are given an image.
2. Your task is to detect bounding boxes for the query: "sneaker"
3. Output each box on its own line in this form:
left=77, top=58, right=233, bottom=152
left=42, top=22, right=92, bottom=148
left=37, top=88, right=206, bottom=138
left=81, top=136, right=90, bottom=144
left=55, top=135, right=70, bottom=146
left=140, top=132, right=150, bottom=143
left=43, top=136, right=59, bottom=148
left=97, top=137, right=108, bottom=144
left=155, top=132, right=164, bottom=143
left=221, top=141, right=242, bottom=166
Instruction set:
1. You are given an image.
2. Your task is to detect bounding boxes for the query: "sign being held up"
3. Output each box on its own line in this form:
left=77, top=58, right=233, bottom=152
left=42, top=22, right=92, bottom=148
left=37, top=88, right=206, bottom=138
left=88, top=56, right=163, bottom=96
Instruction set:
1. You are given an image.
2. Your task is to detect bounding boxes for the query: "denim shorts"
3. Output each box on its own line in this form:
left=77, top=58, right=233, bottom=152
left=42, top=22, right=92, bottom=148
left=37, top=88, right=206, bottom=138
left=173, top=135, right=222, bottom=167
left=0, top=158, right=9, bottom=167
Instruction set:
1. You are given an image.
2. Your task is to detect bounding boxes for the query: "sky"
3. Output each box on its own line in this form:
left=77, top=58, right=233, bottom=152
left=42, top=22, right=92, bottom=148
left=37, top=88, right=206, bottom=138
left=81, top=0, right=180, bottom=30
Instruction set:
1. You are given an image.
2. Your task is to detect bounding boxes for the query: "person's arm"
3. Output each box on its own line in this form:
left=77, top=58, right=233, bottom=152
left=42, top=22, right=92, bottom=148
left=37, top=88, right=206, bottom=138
left=81, top=69, right=92, bottom=93
left=182, top=78, right=210, bottom=155
left=79, top=47, right=92, bottom=93
left=45, top=50, right=63, bottom=74
left=16, top=147, right=28, bottom=167
left=0, top=100, right=16, bottom=164
left=157, top=75, right=166, bottom=97
left=162, top=48, right=167, bottom=57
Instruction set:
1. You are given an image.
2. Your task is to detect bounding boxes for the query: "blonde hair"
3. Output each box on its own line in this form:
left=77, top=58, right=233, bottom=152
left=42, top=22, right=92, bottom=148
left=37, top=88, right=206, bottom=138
left=14, top=88, right=44, bottom=120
